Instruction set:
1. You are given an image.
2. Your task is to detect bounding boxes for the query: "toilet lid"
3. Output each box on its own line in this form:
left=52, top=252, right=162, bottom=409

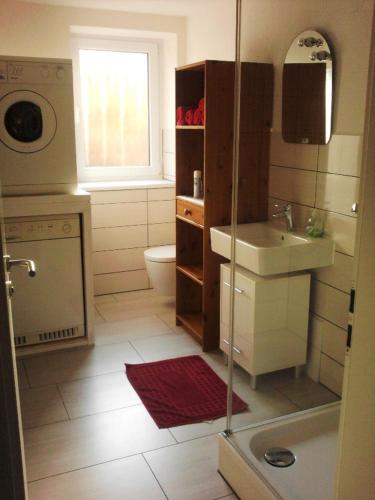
left=144, top=245, right=176, bottom=263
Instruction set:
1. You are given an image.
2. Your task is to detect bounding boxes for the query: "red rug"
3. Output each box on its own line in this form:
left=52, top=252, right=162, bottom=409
left=125, top=355, right=248, bottom=428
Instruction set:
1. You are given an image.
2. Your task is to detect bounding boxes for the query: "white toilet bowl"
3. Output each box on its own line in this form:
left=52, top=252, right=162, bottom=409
left=144, top=245, right=176, bottom=296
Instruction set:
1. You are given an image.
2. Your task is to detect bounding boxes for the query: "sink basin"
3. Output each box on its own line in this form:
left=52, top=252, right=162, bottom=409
left=210, top=222, right=335, bottom=275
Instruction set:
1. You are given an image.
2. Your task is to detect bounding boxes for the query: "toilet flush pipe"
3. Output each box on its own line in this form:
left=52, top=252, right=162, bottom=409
left=225, top=0, right=242, bottom=436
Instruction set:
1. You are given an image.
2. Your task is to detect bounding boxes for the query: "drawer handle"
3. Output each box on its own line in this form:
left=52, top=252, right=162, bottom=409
left=223, top=338, right=241, bottom=354
left=184, top=208, right=192, bottom=216
left=223, top=281, right=244, bottom=294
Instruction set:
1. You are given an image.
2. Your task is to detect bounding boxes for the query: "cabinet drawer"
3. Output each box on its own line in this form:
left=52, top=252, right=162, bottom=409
left=220, top=323, right=251, bottom=372
left=176, top=199, right=204, bottom=227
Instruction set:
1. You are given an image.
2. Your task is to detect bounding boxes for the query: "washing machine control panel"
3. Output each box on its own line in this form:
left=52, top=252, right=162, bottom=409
left=0, top=60, right=71, bottom=84
left=5, top=216, right=80, bottom=242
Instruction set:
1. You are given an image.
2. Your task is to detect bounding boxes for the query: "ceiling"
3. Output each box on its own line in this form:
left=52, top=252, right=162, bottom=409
left=20, top=0, right=224, bottom=16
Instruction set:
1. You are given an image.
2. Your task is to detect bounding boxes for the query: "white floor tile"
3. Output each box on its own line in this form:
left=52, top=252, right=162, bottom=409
left=59, top=371, right=141, bottom=418
left=20, top=385, right=69, bottom=429
left=23, top=342, right=142, bottom=387
left=94, top=316, right=172, bottom=346
left=144, top=435, right=232, bottom=500
left=17, top=360, right=29, bottom=389
left=25, top=405, right=176, bottom=481
left=130, top=332, right=201, bottom=362
left=28, top=454, right=166, bottom=500
left=94, top=294, right=116, bottom=304
left=96, top=294, right=175, bottom=322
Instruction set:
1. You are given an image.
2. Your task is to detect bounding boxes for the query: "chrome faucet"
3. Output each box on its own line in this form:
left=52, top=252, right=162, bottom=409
left=272, top=203, right=295, bottom=232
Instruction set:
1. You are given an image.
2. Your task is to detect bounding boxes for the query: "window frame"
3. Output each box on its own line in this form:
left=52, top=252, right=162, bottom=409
left=72, top=37, right=161, bottom=182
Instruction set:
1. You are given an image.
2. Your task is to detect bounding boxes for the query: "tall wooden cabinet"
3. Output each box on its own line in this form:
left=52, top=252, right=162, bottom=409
left=175, top=60, right=273, bottom=351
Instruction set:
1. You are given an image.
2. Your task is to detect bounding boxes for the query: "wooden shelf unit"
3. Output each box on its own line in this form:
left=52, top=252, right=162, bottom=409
left=175, top=60, right=273, bottom=351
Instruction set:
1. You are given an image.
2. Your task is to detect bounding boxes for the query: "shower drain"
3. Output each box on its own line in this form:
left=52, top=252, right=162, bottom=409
left=264, top=447, right=296, bottom=467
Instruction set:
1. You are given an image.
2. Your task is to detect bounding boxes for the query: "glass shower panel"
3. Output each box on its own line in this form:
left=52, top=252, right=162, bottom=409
left=225, top=0, right=339, bottom=443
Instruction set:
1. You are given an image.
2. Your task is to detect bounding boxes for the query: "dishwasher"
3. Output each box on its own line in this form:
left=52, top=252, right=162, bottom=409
left=5, top=214, right=85, bottom=347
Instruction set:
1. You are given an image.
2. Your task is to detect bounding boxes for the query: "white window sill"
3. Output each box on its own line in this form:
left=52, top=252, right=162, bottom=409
left=79, top=179, right=175, bottom=192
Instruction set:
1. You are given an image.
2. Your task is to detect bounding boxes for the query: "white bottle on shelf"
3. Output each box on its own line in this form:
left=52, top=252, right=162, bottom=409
left=193, top=170, right=203, bottom=199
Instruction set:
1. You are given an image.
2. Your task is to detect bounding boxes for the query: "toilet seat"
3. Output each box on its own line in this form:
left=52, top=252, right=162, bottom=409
left=144, top=245, right=176, bottom=263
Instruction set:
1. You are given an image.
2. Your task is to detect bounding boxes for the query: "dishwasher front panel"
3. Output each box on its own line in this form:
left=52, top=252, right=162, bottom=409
left=8, top=237, right=85, bottom=345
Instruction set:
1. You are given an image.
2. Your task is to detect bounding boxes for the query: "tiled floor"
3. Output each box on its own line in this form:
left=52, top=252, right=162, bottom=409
left=19, top=289, right=339, bottom=499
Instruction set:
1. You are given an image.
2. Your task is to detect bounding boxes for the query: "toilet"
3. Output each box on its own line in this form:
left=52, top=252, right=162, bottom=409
left=144, top=245, right=176, bottom=296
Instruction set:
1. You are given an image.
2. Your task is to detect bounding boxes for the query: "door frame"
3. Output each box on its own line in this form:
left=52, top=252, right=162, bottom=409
left=334, top=4, right=375, bottom=498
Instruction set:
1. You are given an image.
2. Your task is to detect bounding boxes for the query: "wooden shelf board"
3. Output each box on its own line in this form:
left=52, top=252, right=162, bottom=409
left=176, top=125, right=205, bottom=130
left=176, top=265, right=204, bottom=286
left=176, top=61, right=206, bottom=72
left=176, top=312, right=203, bottom=341
left=176, top=214, right=204, bottom=229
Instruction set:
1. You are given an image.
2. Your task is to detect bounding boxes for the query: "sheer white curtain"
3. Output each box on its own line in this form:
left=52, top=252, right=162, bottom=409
left=79, top=49, right=150, bottom=167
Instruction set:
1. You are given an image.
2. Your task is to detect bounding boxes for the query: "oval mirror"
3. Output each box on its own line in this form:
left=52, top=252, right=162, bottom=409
left=282, top=30, right=333, bottom=144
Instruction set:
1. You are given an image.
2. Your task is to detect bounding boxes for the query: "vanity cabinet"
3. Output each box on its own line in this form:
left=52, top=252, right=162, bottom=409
left=220, top=263, right=310, bottom=382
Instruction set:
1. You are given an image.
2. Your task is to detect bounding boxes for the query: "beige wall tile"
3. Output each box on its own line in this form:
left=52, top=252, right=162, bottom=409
left=309, top=314, right=324, bottom=350
left=320, top=354, right=344, bottom=396
left=94, top=270, right=149, bottom=295
left=324, top=212, right=357, bottom=256
left=148, top=187, right=176, bottom=201
left=269, top=166, right=316, bottom=206
left=91, top=202, right=147, bottom=228
left=270, top=132, right=318, bottom=170
left=148, top=200, right=175, bottom=224
left=92, top=226, right=147, bottom=252
left=318, top=135, right=362, bottom=176
left=312, top=251, right=354, bottom=293
left=28, top=455, right=166, bottom=500
left=310, top=280, right=350, bottom=330
left=149, top=222, right=176, bottom=246
left=316, top=173, right=360, bottom=217
left=90, top=189, right=147, bottom=204
left=306, top=344, right=321, bottom=382
left=92, top=248, right=146, bottom=275
left=321, top=322, right=347, bottom=366
left=268, top=197, right=312, bottom=231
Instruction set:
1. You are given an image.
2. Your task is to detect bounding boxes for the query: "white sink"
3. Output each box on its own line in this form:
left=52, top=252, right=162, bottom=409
left=210, top=222, right=335, bottom=275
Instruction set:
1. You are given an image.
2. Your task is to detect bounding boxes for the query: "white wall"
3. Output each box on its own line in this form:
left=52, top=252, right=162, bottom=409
left=183, top=0, right=373, bottom=393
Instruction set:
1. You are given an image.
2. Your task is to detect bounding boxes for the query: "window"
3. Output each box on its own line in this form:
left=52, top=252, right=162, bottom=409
left=72, top=38, right=160, bottom=182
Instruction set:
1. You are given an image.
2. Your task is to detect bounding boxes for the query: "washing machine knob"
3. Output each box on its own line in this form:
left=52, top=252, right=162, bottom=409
left=62, top=223, right=72, bottom=234
left=56, top=67, right=65, bottom=80
left=40, top=67, right=50, bottom=79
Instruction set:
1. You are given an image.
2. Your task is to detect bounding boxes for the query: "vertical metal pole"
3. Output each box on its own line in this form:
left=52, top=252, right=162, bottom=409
left=225, top=0, right=242, bottom=435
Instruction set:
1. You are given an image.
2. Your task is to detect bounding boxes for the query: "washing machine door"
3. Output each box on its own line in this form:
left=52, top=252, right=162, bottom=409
left=0, top=90, right=57, bottom=153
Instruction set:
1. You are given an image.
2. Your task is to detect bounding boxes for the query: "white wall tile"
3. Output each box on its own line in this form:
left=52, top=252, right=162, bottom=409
left=309, top=314, right=324, bottom=350
left=268, top=197, right=312, bottom=231
left=93, top=248, right=146, bottom=275
left=94, top=270, right=149, bottom=295
left=306, top=344, right=321, bottom=382
left=312, top=251, right=354, bottom=293
left=321, top=322, right=347, bottom=366
left=163, top=152, right=176, bottom=180
left=148, top=223, right=176, bottom=246
left=92, top=226, right=147, bottom=252
left=162, top=128, right=175, bottom=153
left=91, top=203, right=147, bottom=228
left=148, top=188, right=176, bottom=201
left=318, top=135, right=362, bottom=176
left=269, top=166, right=316, bottom=206
left=324, top=212, right=357, bottom=256
left=320, top=354, right=344, bottom=396
left=316, top=173, right=360, bottom=217
left=148, top=200, right=175, bottom=224
left=270, top=132, right=318, bottom=170
left=90, top=190, right=147, bottom=204
left=310, top=280, right=350, bottom=330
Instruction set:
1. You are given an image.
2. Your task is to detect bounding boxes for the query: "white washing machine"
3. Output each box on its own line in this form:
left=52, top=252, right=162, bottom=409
left=0, top=56, right=77, bottom=196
